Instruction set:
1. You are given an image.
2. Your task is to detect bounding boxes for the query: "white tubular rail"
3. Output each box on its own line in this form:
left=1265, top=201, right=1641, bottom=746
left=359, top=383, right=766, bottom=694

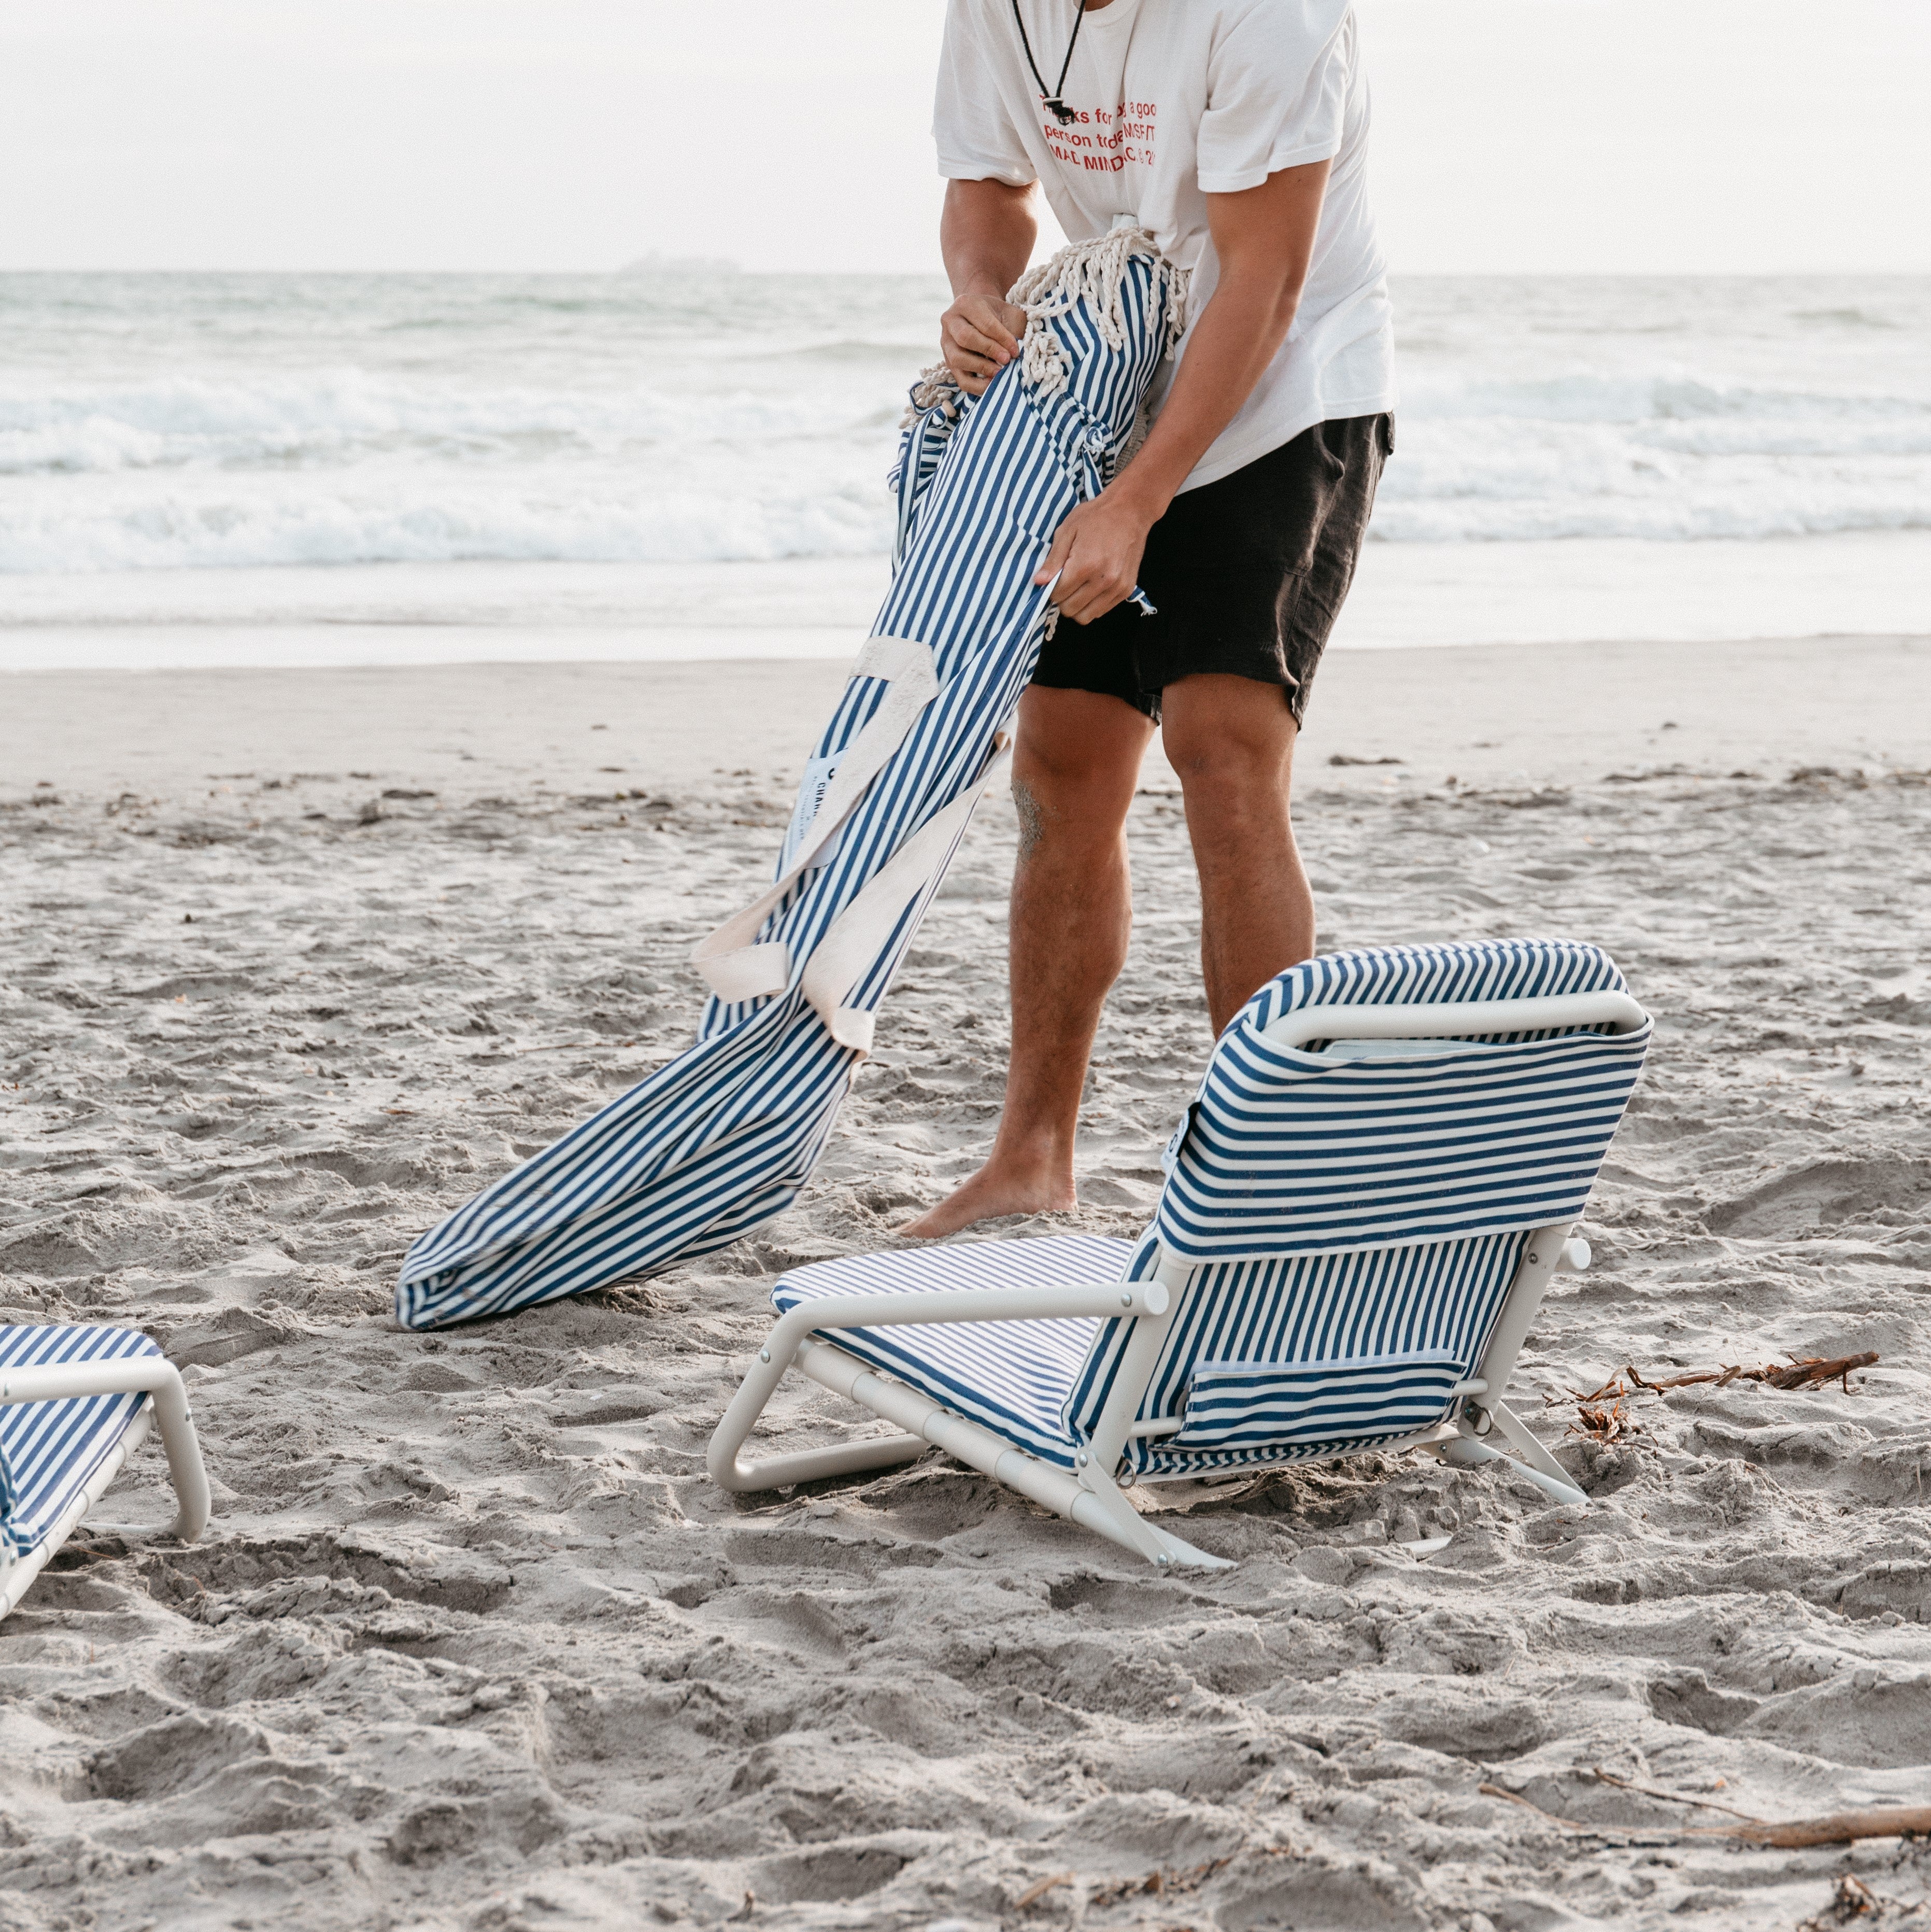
left=706, top=1274, right=1233, bottom=1570
left=0, top=1356, right=211, bottom=1543
left=1441, top=1433, right=1586, bottom=1509
left=707, top=1278, right=1170, bottom=1496
left=1264, top=990, right=1648, bottom=1052
left=1432, top=1218, right=1593, bottom=1510
left=790, top=1341, right=1228, bottom=1570
left=1462, top=1223, right=1570, bottom=1444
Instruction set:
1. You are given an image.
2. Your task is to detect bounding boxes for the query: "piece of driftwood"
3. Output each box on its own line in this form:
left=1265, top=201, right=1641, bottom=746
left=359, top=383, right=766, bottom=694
left=1706, top=1806, right=1931, bottom=1850
left=1088, top=1853, right=1237, bottom=1909
left=1480, top=1782, right=1588, bottom=1826
left=1014, top=1871, right=1074, bottom=1910
left=1480, top=1783, right=1931, bottom=1848
left=1626, top=1352, right=1878, bottom=1395
left=1590, top=1766, right=1763, bottom=1822
left=1574, top=1375, right=1627, bottom=1404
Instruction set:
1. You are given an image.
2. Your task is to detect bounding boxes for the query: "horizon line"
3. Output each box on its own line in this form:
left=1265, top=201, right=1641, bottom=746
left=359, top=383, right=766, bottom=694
left=3, top=264, right=1928, bottom=280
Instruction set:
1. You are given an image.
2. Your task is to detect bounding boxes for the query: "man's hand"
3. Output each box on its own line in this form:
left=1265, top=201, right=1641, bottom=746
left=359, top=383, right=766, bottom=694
left=941, top=291, right=1028, bottom=396
left=939, top=179, right=1037, bottom=397
left=1033, top=485, right=1157, bottom=625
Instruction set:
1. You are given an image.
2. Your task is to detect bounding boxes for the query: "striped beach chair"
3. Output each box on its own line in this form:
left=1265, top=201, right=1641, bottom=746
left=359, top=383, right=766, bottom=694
left=395, top=224, right=1188, bottom=1331
left=709, top=939, right=1652, bottom=1569
left=1, top=1325, right=211, bottom=1619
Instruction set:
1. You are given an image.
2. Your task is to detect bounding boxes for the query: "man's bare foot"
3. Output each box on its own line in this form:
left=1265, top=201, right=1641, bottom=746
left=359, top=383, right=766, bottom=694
left=899, top=1154, right=1076, bottom=1239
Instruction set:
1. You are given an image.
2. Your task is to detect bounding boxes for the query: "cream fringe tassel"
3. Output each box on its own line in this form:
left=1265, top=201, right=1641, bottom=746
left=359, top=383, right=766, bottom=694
left=902, top=224, right=1188, bottom=425
left=1008, top=222, right=1188, bottom=399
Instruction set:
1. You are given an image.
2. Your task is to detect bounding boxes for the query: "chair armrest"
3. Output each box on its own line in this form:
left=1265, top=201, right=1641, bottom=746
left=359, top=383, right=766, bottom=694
left=2, top=1358, right=183, bottom=1406
left=0, top=1356, right=210, bottom=1543
left=762, top=1277, right=1169, bottom=1366
left=709, top=1278, right=1169, bottom=1496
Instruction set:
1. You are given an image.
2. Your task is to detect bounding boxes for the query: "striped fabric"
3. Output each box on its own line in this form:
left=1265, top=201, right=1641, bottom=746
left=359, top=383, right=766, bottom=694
left=889, top=384, right=962, bottom=566
left=1072, top=1226, right=1530, bottom=1477
left=1174, top=1351, right=1465, bottom=1451
left=768, top=940, right=1646, bottom=1486
left=770, top=1235, right=1134, bottom=1469
left=396, top=237, right=1184, bottom=1331
left=0, top=1325, right=159, bottom=1559
left=1155, top=939, right=1650, bottom=1262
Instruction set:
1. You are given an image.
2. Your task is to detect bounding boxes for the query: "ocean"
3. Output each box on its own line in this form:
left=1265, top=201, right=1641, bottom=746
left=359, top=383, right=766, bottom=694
left=3, top=271, right=1927, bottom=664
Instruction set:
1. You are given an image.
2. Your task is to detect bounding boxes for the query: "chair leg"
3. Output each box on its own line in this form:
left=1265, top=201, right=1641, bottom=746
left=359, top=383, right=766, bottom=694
left=1070, top=1461, right=1236, bottom=1572
left=1440, top=1422, right=1587, bottom=1510
left=720, top=1337, right=1233, bottom=1569
left=1437, top=1221, right=1591, bottom=1510
left=1064, top=1251, right=1233, bottom=1569
left=149, top=1371, right=212, bottom=1542
left=1490, top=1401, right=1589, bottom=1505
left=708, top=1342, right=926, bottom=1493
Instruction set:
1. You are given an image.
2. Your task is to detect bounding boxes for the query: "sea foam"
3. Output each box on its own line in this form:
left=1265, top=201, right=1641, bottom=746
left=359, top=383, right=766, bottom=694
left=1, top=269, right=1926, bottom=574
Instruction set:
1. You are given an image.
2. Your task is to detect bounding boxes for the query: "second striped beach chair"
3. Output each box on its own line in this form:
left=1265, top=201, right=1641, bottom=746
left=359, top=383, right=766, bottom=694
left=2, top=1324, right=210, bottom=1619
left=709, top=939, right=1651, bottom=1570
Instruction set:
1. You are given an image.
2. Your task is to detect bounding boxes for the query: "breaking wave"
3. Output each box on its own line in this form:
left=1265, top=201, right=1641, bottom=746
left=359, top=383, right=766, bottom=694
left=3, top=270, right=1927, bottom=571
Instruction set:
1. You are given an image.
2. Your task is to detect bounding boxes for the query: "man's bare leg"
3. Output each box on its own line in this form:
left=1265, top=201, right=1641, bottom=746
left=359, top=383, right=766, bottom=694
left=1160, top=672, right=1315, bottom=1034
left=901, top=685, right=1153, bottom=1237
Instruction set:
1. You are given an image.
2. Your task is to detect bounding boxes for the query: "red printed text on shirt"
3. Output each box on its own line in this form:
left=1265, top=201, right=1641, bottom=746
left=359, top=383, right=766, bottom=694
left=1042, top=99, right=1157, bottom=172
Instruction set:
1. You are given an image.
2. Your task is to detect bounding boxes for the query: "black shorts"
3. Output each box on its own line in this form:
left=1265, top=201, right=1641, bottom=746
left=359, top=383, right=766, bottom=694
left=1031, top=412, right=1393, bottom=727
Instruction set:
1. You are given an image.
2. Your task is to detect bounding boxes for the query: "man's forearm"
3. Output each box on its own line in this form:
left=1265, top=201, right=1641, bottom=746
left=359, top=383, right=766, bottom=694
left=941, top=179, right=1038, bottom=301
left=1110, top=263, right=1303, bottom=518
left=1108, top=160, right=1331, bottom=521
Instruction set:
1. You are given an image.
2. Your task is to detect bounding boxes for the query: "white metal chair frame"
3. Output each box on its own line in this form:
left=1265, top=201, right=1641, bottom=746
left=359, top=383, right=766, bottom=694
left=709, top=990, right=1646, bottom=1571
left=0, top=1352, right=212, bottom=1619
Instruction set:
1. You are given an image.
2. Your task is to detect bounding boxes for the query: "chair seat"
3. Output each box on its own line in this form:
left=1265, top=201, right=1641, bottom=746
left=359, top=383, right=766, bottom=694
left=1, top=1326, right=161, bottom=1559
left=771, top=1235, right=1136, bottom=1470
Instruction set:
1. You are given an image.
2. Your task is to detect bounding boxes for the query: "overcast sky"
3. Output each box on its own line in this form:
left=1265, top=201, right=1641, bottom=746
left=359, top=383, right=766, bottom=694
left=2, top=0, right=1925, bottom=275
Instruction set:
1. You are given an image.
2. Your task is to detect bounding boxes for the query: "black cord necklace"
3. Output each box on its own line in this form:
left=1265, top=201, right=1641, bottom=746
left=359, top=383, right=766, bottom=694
left=1012, top=0, right=1089, bottom=126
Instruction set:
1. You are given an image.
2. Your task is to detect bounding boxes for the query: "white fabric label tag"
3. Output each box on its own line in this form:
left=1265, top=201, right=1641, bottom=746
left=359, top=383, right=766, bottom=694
left=780, top=753, right=846, bottom=874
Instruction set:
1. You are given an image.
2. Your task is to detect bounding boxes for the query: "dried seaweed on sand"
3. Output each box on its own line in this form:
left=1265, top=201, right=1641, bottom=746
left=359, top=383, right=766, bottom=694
left=1627, top=1350, right=1879, bottom=1394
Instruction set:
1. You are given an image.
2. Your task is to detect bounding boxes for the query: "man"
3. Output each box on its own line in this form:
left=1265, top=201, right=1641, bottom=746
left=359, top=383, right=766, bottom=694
left=904, top=0, right=1396, bottom=1237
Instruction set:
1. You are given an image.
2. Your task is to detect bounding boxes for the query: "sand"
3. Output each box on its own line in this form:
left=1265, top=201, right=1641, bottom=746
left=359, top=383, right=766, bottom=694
left=3, top=633, right=1929, bottom=1932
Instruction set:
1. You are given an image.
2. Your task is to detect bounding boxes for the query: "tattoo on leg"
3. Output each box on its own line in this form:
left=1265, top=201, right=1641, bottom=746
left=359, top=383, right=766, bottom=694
left=1013, top=779, right=1046, bottom=864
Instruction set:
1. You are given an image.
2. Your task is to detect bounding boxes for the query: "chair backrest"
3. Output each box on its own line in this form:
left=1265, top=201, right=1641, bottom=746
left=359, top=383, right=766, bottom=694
left=1063, top=939, right=1650, bottom=1476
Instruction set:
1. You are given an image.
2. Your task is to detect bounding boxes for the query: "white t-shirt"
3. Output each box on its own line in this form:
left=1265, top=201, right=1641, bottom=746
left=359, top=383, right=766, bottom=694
left=934, top=0, right=1396, bottom=492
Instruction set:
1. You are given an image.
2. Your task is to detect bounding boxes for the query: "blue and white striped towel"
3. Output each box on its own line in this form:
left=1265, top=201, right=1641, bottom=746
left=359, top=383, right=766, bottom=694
left=396, top=232, right=1187, bottom=1330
